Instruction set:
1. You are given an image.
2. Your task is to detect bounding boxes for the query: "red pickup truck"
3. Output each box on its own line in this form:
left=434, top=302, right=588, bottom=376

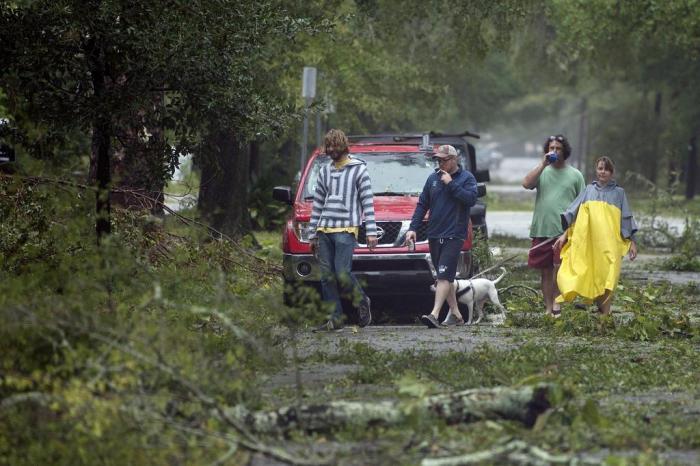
left=273, top=132, right=489, bottom=309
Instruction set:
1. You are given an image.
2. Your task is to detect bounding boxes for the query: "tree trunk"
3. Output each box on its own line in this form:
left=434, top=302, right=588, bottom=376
left=576, top=97, right=588, bottom=174
left=93, top=118, right=112, bottom=240
left=229, top=384, right=554, bottom=434
left=198, top=131, right=252, bottom=238
left=649, top=91, right=661, bottom=185
left=86, top=37, right=111, bottom=241
left=687, top=135, right=697, bottom=200
left=279, top=138, right=297, bottom=184
left=112, top=92, right=168, bottom=214
left=249, top=140, right=261, bottom=181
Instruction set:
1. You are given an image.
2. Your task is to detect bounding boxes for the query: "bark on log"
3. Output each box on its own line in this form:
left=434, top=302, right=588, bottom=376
left=230, top=384, right=554, bottom=434
left=421, top=439, right=599, bottom=466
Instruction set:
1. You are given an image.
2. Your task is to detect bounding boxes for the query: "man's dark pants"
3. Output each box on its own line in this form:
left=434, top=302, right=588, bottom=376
left=317, top=232, right=368, bottom=323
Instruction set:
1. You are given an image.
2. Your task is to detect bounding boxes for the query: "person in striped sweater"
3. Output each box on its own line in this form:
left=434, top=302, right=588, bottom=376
left=308, top=129, right=378, bottom=331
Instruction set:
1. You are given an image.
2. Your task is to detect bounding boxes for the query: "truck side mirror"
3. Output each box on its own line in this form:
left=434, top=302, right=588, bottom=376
left=474, top=169, right=490, bottom=183
left=272, top=186, right=293, bottom=205
left=477, top=183, right=487, bottom=198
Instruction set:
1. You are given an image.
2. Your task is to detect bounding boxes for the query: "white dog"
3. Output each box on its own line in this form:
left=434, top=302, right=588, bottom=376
left=432, top=267, right=508, bottom=326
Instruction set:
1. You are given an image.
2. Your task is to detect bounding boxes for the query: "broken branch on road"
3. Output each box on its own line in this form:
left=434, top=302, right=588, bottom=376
left=229, top=383, right=558, bottom=434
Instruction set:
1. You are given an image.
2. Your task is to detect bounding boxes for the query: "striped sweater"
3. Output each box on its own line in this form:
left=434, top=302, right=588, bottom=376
left=307, top=157, right=377, bottom=240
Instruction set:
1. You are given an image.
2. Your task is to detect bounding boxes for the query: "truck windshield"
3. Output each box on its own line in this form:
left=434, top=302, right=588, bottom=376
left=301, top=152, right=436, bottom=199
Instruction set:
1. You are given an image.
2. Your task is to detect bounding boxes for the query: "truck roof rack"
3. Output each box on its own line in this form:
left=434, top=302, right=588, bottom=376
left=428, top=130, right=480, bottom=139
left=347, top=130, right=480, bottom=144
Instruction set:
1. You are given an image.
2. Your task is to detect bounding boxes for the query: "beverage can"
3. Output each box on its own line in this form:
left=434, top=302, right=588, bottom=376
left=546, top=152, right=558, bottom=164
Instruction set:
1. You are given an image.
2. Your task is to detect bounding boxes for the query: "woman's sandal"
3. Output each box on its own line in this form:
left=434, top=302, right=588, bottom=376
left=550, top=307, right=562, bottom=318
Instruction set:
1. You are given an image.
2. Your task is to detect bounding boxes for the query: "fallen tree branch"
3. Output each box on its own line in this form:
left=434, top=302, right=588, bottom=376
left=0, top=173, right=282, bottom=276
left=470, top=254, right=519, bottom=280
left=421, top=439, right=600, bottom=466
left=229, top=384, right=556, bottom=434
left=1, top=391, right=56, bottom=410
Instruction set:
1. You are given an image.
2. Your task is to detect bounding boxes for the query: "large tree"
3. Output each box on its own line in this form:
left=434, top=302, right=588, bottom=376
left=542, top=0, right=700, bottom=195
left=257, top=0, right=535, bottom=191
left=283, top=0, right=535, bottom=134
left=0, top=0, right=316, bottom=240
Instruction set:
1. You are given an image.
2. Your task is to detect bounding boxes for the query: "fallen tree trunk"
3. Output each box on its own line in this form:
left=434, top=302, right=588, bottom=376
left=230, top=384, right=555, bottom=434
left=421, top=439, right=599, bottom=466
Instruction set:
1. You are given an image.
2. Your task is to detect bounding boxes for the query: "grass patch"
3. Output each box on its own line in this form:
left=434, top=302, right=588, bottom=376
left=274, top=271, right=700, bottom=463
left=290, top=339, right=700, bottom=463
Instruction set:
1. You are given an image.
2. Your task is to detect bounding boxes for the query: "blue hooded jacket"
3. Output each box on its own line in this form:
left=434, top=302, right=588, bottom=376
left=409, top=166, right=477, bottom=240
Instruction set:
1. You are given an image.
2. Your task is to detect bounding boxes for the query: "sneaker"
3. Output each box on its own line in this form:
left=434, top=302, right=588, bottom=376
left=420, top=314, right=440, bottom=329
left=441, top=313, right=465, bottom=327
left=442, top=312, right=458, bottom=326
left=312, top=319, right=343, bottom=332
left=358, top=296, right=372, bottom=328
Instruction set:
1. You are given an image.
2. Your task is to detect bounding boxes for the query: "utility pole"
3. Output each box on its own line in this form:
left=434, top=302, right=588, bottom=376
left=300, top=66, right=317, bottom=173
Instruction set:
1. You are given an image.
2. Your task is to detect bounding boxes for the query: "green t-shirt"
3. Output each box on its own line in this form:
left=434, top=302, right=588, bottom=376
left=529, top=165, right=585, bottom=238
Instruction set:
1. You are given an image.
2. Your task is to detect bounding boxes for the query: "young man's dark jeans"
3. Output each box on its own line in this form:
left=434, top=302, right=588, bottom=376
left=317, top=231, right=367, bottom=324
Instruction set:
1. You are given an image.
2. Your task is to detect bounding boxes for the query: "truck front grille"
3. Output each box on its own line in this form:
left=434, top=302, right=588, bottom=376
left=415, top=222, right=429, bottom=242
left=357, top=220, right=430, bottom=246
left=352, top=258, right=432, bottom=272
left=358, top=221, right=402, bottom=245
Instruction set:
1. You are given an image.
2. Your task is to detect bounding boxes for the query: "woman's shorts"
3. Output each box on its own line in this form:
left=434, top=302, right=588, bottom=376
left=528, top=237, right=561, bottom=269
left=429, top=238, right=463, bottom=282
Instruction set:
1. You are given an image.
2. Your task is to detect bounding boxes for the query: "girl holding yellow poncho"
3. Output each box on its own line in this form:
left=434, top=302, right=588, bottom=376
left=553, top=156, right=638, bottom=314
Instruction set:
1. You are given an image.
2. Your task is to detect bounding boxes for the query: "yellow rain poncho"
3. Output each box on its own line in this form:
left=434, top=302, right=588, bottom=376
left=556, top=181, right=637, bottom=303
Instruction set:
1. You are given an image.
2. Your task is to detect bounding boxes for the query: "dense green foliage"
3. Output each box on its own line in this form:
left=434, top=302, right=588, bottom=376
left=303, top=339, right=700, bottom=462
left=0, top=176, right=296, bottom=465
left=2, top=173, right=699, bottom=464
left=1, top=1, right=700, bottom=464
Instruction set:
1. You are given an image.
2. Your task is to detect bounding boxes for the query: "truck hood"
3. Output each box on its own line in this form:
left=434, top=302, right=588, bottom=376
left=294, top=195, right=420, bottom=221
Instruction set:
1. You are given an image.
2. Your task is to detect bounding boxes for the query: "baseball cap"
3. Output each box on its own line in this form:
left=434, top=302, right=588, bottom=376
left=433, top=144, right=458, bottom=159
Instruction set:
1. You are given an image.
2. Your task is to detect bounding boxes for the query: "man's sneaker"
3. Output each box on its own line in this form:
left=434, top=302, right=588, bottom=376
left=442, top=312, right=458, bottom=326
left=420, top=314, right=440, bottom=329
left=441, top=313, right=465, bottom=326
left=358, top=296, right=372, bottom=328
left=312, top=319, right=343, bottom=332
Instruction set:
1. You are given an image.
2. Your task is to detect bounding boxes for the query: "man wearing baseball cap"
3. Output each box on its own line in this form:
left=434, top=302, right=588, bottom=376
left=405, top=144, right=478, bottom=328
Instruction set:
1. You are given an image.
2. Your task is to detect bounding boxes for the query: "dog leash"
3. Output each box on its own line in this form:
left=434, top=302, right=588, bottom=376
left=468, top=237, right=557, bottom=281
left=528, top=236, right=559, bottom=252
left=469, top=254, right=518, bottom=280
